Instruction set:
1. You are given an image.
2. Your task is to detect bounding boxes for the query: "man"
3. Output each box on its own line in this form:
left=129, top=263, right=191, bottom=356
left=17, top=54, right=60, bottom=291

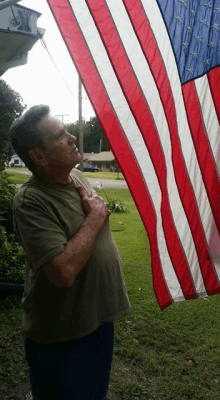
left=10, top=105, right=130, bottom=400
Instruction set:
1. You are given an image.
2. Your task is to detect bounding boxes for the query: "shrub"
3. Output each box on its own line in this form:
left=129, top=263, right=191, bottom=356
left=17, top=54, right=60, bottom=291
left=0, top=231, right=25, bottom=283
left=0, top=171, right=25, bottom=283
left=95, top=181, right=129, bottom=213
left=106, top=198, right=129, bottom=213
left=0, top=171, right=17, bottom=236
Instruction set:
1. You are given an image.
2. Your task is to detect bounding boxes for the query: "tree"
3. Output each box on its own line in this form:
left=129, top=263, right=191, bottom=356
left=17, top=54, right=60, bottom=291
left=84, top=117, right=110, bottom=153
left=67, top=116, right=110, bottom=153
left=0, top=80, right=26, bottom=170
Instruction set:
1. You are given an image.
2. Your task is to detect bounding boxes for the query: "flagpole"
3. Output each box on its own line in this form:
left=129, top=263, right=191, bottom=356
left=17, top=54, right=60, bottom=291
left=78, top=76, right=84, bottom=172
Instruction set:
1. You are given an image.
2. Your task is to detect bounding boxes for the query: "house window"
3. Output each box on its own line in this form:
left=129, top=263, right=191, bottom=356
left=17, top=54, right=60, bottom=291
left=14, top=159, right=19, bottom=165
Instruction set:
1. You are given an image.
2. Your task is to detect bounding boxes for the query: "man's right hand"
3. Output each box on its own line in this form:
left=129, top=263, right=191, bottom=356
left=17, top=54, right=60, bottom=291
left=76, top=185, right=111, bottom=222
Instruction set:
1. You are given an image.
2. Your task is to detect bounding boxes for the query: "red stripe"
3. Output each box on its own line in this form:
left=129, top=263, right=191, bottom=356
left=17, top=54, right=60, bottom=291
left=86, top=0, right=197, bottom=298
left=123, top=0, right=220, bottom=294
left=46, top=0, right=172, bottom=309
left=208, top=67, right=220, bottom=125
left=182, top=82, right=220, bottom=292
left=182, top=82, right=220, bottom=234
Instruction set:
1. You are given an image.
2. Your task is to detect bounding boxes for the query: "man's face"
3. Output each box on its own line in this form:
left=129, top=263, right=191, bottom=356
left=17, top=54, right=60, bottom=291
left=36, top=114, right=81, bottom=168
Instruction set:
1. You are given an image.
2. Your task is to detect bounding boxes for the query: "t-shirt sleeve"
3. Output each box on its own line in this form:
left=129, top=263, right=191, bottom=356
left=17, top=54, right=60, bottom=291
left=14, top=195, right=67, bottom=271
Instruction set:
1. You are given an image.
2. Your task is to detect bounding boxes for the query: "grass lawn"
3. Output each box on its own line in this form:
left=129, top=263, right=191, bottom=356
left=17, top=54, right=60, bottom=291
left=84, top=171, right=124, bottom=180
left=6, top=173, right=31, bottom=185
left=5, top=169, right=125, bottom=181
left=1, top=189, right=220, bottom=399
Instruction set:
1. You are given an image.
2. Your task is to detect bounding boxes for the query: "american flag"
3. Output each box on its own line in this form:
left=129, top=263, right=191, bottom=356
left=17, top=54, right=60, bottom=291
left=47, top=0, right=220, bottom=309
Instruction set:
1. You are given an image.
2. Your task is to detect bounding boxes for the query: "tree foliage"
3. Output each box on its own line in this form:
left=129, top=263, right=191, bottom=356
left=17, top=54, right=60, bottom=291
left=0, top=80, right=26, bottom=170
left=67, top=116, right=110, bottom=153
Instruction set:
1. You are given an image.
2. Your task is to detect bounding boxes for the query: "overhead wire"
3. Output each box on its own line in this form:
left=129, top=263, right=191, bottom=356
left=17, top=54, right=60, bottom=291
left=40, top=37, right=87, bottom=100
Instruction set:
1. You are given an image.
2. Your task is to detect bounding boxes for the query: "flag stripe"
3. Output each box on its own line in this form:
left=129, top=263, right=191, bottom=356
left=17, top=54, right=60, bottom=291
left=122, top=0, right=220, bottom=294
left=138, top=0, right=220, bottom=294
left=208, top=68, right=220, bottom=125
left=47, top=0, right=173, bottom=309
left=69, top=0, right=184, bottom=304
left=86, top=0, right=200, bottom=299
left=114, top=0, right=206, bottom=298
left=182, top=80, right=220, bottom=235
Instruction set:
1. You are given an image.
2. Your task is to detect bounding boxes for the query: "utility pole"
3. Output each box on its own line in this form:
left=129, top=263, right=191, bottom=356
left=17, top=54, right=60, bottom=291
left=78, top=76, right=84, bottom=172
left=55, top=114, right=69, bottom=123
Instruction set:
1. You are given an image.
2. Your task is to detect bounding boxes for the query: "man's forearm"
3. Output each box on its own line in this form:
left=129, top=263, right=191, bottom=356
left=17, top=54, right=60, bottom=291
left=62, top=213, right=105, bottom=285
left=45, top=213, right=105, bottom=287
left=43, top=185, right=110, bottom=288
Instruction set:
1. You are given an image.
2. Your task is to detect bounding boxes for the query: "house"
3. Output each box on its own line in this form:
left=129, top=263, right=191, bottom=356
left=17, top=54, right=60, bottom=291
left=87, top=151, right=119, bottom=172
left=7, top=154, right=25, bottom=167
left=83, top=153, right=95, bottom=164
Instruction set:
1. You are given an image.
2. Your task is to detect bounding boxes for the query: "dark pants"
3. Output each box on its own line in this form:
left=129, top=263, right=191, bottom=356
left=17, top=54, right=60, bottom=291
left=24, top=322, right=114, bottom=400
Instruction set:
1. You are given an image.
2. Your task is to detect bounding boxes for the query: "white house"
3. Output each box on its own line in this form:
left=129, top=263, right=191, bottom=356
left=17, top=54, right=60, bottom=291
left=87, top=151, right=119, bottom=172
left=7, top=154, right=25, bottom=167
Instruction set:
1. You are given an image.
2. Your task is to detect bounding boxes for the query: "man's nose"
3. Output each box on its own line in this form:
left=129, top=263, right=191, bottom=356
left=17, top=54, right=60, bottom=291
left=68, top=134, right=76, bottom=143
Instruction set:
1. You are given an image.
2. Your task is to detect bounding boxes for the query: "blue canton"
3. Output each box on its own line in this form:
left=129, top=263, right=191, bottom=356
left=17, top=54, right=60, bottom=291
left=157, top=0, right=220, bottom=84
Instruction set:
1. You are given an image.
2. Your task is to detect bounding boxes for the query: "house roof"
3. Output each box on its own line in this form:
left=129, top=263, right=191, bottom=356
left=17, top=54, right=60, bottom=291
left=83, top=153, right=95, bottom=160
left=87, top=151, right=115, bottom=162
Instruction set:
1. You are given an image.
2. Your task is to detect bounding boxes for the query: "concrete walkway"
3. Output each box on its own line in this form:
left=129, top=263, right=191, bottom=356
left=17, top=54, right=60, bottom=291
left=6, top=169, right=128, bottom=189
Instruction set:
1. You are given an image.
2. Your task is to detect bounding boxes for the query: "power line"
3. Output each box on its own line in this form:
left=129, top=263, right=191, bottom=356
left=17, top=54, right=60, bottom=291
left=40, top=37, right=87, bottom=100
left=55, top=114, right=70, bottom=123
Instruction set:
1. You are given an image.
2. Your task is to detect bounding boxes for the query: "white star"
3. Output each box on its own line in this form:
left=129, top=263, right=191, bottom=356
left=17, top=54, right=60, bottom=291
left=203, top=59, right=210, bottom=65
left=182, top=42, right=189, bottom=49
left=212, top=24, right=218, bottom=30
left=187, top=26, right=192, bottom=33
left=191, top=52, right=199, bottom=58
left=175, top=16, right=183, bottom=23
left=190, top=10, right=196, bottom=16
left=200, top=19, right=207, bottom=25
left=215, top=7, right=220, bottom=12
left=195, top=35, right=203, bottom=42
left=179, top=0, right=187, bottom=6
left=208, top=41, right=214, bottom=48
left=204, top=2, right=212, bottom=8
left=186, top=68, right=194, bottom=75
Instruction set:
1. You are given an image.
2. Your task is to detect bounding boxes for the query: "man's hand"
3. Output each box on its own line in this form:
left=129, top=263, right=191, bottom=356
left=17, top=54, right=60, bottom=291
left=77, top=185, right=111, bottom=221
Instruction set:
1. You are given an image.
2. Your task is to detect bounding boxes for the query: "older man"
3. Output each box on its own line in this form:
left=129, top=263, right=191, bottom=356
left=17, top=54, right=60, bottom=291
left=10, top=105, right=130, bottom=400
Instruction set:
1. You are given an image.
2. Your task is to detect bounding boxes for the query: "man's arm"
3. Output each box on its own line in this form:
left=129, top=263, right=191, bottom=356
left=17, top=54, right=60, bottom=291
left=42, top=185, right=111, bottom=288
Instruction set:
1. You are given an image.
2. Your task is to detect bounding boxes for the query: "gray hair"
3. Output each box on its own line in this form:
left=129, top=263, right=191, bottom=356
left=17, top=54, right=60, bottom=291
left=9, top=105, right=50, bottom=173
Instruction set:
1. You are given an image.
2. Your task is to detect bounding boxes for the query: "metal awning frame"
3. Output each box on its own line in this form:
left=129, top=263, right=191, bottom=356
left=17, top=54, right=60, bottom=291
left=0, top=0, right=21, bottom=11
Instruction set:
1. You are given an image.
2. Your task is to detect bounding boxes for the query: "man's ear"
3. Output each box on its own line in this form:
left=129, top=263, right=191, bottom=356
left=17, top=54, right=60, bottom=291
left=29, top=148, right=47, bottom=168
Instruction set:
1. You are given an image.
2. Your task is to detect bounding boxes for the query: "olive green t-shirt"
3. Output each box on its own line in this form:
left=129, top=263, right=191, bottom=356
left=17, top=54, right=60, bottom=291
left=13, top=169, right=130, bottom=343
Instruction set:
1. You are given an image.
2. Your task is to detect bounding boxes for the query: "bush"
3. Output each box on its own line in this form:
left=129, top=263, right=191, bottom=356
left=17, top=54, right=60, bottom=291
left=106, top=198, right=129, bottom=213
left=0, top=171, right=25, bottom=283
left=0, top=231, right=25, bottom=283
left=0, top=171, right=17, bottom=235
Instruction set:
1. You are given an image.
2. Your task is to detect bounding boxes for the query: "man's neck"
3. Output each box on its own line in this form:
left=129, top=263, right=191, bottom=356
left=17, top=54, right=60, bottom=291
left=34, top=167, right=73, bottom=185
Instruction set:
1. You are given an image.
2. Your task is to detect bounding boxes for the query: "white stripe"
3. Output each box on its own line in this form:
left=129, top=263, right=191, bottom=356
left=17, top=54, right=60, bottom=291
left=71, top=0, right=184, bottom=300
left=195, top=76, right=220, bottom=174
left=143, top=0, right=220, bottom=293
left=109, top=0, right=207, bottom=295
left=195, top=77, right=220, bottom=278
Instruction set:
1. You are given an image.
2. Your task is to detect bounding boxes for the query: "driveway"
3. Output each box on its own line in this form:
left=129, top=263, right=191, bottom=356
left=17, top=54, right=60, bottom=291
left=6, top=169, right=128, bottom=189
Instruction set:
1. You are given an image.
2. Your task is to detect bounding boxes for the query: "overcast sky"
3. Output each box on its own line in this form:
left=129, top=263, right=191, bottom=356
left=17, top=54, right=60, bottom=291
left=3, top=0, right=95, bottom=124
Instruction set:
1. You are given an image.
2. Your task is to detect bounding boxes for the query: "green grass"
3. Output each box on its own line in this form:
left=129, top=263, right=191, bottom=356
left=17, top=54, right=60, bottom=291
left=6, top=172, right=31, bottom=185
left=5, top=170, right=125, bottom=183
left=84, top=171, right=124, bottom=180
left=6, top=167, right=29, bottom=171
left=1, top=189, right=220, bottom=399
